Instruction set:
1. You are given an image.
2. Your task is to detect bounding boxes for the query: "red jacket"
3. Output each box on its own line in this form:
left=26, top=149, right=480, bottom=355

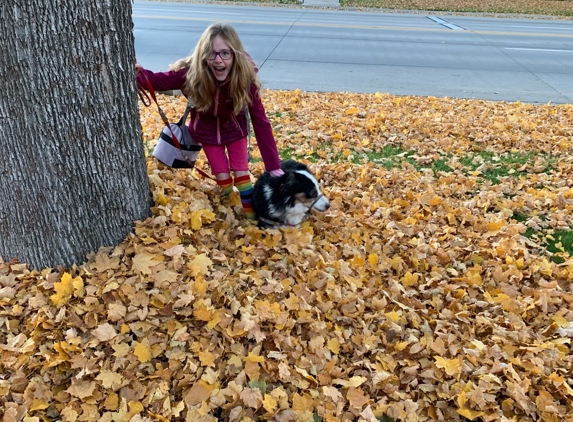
left=137, top=67, right=281, bottom=172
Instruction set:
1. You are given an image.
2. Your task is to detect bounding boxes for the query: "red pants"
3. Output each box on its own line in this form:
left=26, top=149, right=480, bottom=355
left=202, top=137, right=248, bottom=175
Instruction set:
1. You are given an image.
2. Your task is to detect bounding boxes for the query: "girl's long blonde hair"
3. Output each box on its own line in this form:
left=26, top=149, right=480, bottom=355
left=170, top=23, right=261, bottom=115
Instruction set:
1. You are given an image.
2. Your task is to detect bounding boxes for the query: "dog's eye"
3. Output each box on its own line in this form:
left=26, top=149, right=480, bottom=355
left=308, top=189, right=318, bottom=198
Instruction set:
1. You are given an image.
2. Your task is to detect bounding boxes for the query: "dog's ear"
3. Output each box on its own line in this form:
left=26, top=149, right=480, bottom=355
left=279, top=172, right=298, bottom=196
left=281, top=160, right=308, bottom=173
left=297, top=163, right=310, bottom=172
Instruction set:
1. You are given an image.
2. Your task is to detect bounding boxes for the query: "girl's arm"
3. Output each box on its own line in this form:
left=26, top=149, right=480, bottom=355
left=136, top=66, right=188, bottom=94
left=247, top=85, right=282, bottom=173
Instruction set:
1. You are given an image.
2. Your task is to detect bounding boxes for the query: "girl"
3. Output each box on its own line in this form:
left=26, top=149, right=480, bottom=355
left=136, top=23, right=283, bottom=220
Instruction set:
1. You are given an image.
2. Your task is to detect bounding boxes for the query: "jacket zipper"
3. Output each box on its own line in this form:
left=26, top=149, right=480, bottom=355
left=232, top=115, right=245, bottom=138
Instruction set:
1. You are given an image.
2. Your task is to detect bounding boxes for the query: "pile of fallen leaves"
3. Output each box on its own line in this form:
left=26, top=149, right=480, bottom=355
left=2, top=90, right=573, bottom=422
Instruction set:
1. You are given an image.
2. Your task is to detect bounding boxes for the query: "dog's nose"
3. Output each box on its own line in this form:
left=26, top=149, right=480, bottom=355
left=313, top=196, right=330, bottom=212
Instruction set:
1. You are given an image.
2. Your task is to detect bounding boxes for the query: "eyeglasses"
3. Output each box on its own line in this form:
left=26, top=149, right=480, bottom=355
left=208, top=50, right=233, bottom=60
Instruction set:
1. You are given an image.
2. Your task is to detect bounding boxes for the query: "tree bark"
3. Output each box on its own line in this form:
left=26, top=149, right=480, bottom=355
left=0, top=0, right=151, bottom=269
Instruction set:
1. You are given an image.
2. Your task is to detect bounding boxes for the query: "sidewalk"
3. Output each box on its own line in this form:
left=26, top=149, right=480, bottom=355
left=300, top=0, right=339, bottom=7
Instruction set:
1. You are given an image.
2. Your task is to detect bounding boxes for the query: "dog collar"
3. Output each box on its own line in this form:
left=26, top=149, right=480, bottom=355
left=308, top=194, right=324, bottom=211
left=258, top=216, right=298, bottom=228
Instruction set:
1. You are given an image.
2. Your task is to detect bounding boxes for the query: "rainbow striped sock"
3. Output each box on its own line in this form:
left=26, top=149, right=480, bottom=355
left=216, top=177, right=233, bottom=196
left=234, top=174, right=256, bottom=220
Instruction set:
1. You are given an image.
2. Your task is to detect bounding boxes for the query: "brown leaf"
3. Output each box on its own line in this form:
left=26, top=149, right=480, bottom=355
left=92, top=323, right=117, bottom=342
left=66, top=380, right=96, bottom=400
left=346, top=387, right=369, bottom=409
left=184, top=381, right=212, bottom=406
left=240, top=387, right=263, bottom=409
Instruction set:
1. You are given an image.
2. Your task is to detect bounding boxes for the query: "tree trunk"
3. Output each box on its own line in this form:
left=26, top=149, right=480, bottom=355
left=0, top=0, right=151, bottom=269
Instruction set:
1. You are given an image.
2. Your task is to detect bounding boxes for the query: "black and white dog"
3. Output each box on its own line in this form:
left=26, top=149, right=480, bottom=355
left=252, top=160, right=330, bottom=228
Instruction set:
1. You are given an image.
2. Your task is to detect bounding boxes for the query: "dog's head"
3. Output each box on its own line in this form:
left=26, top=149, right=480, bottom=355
left=280, top=167, right=330, bottom=214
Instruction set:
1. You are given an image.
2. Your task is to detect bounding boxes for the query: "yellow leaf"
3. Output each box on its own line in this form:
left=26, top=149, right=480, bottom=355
left=429, top=196, right=442, bottom=206
left=245, top=352, right=265, bottom=363
left=132, top=251, right=160, bottom=275
left=72, top=276, right=84, bottom=297
left=198, top=350, right=216, bottom=367
left=484, top=292, right=510, bottom=304
left=486, top=219, right=505, bottom=232
left=435, top=356, right=462, bottom=377
left=155, top=194, right=168, bottom=206
left=134, top=340, right=152, bottom=363
left=368, top=253, right=378, bottom=265
left=207, top=311, right=222, bottom=329
left=327, top=338, right=340, bottom=354
left=346, top=107, right=358, bottom=115
left=553, top=316, right=571, bottom=328
left=193, top=305, right=212, bottom=322
left=190, top=209, right=215, bottom=230
left=457, top=407, right=485, bottom=420
left=263, top=233, right=281, bottom=248
left=50, top=273, right=74, bottom=308
left=187, top=254, right=213, bottom=276
left=466, top=271, right=482, bottom=286
left=147, top=411, right=170, bottom=422
left=457, top=390, right=468, bottom=408
left=29, top=399, right=50, bottom=411
left=262, top=394, right=277, bottom=413
left=385, top=311, right=401, bottom=323
left=126, top=401, right=144, bottom=420
left=400, top=271, right=419, bottom=287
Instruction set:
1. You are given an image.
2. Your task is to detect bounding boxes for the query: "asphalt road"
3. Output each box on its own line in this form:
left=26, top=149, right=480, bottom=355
left=133, top=1, right=573, bottom=104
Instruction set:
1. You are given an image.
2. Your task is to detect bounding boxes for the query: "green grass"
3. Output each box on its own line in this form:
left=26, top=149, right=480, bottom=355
left=524, top=229, right=573, bottom=264
left=458, top=150, right=555, bottom=183
left=544, top=230, right=573, bottom=263
left=279, top=146, right=556, bottom=184
left=220, top=0, right=573, bottom=17
left=337, top=0, right=573, bottom=17
left=516, top=210, right=573, bottom=263
left=222, top=0, right=573, bottom=16
left=431, top=157, right=453, bottom=174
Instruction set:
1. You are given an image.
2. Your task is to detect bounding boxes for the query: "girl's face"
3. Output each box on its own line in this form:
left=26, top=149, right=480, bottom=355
left=208, top=35, right=234, bottom=82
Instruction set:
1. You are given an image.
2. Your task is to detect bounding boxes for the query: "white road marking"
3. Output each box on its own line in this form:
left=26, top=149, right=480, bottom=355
left=505, top=47, right=573, bottom=53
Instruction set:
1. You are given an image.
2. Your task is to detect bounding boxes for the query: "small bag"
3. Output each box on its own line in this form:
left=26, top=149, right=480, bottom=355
left=138, top=76, right=202, bottom=169
left=152, top=103, right=202, bottom=168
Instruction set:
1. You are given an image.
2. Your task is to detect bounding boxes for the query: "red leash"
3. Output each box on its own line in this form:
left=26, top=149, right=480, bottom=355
left=137, top=77, right=214, bottom=181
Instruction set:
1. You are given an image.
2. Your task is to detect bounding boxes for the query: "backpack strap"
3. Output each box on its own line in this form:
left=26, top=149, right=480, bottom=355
left=140, top=77, right=184, bottom=150
left=244, top=106, right=251, bottom=162
left=245, top=82, right=252, bottom=162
